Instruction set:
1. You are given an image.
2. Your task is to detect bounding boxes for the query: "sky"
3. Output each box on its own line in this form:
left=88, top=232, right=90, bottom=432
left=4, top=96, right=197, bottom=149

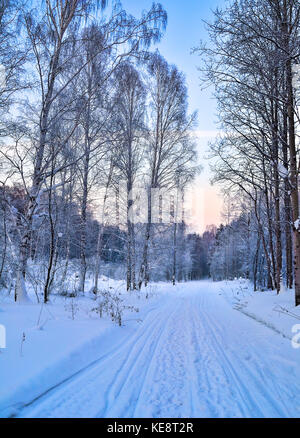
left=121, top=0, right=226, bottom=232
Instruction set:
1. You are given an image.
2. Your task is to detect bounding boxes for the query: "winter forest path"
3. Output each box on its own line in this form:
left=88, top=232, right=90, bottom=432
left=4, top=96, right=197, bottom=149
left=18, top=281, right=300, bottom=418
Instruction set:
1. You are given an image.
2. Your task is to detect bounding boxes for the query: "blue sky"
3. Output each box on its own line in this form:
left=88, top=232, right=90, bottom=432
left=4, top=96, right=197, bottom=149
left=121, top=0, right=227, bottom=231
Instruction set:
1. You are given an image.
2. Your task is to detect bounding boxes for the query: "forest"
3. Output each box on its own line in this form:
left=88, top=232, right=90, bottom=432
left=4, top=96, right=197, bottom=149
left=1, top=0, right=300, bottom=421
left=0, top=0, right=299, bottom=308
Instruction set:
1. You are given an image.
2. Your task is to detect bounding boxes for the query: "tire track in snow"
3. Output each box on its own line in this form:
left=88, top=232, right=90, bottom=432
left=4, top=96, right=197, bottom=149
left=197, top=290, right=297, bottom=417
left=187, top=294, right=229, bottom=417
left=15, top=282, right=300, bottom=418
left=131, top=297, right=190, bottom=417
left=101, top=298, right=182, bottom=417
left=130, top=296, right=198, bottom=418
left=8, top=302, right=161, bottom=417
left=19, top=298, right=179, bottom=418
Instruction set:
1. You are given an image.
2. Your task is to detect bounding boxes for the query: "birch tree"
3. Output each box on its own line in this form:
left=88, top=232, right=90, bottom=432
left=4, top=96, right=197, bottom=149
left=138, top=53, right=198, bottom=288
left=112, top=62, right=146, bottom=291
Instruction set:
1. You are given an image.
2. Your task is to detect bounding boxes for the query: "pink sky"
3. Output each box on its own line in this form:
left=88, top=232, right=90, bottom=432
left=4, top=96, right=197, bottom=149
left=186, top=131, right=223, bottom=234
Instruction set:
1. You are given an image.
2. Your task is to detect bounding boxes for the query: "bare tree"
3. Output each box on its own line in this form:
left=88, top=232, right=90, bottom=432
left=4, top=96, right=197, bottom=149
left=112, top=62, right=146, bottom=291
left=138, top=53, right=198, bottom=288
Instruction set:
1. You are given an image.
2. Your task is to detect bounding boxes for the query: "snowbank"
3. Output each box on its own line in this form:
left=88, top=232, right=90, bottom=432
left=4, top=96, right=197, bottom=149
left=0, top=278, right=166, bottom=418
left=216, top=278, right=300, bottom=344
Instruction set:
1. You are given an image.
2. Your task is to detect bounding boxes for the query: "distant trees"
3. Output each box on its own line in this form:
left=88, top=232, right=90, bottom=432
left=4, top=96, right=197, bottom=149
left=209, top=216, right=251, bottom=283
left=188, top=227, right=216, bottom=280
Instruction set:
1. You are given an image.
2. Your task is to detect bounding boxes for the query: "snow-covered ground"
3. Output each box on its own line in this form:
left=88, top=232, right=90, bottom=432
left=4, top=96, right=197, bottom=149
left=1, top=279, right=300, bottom=418
left=218, top=278, right=300, bottom=343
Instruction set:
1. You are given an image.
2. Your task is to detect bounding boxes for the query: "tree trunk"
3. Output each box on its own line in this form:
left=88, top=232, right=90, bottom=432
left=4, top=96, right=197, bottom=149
left=282, top=101, right=293, bottom=289
left=172, top=221, right=177, bottom=286
left=287, top=59, right=300, bottom=305
left=272, top=85, right=282, bottom=294
left=138, top=187, right=152, bottom=289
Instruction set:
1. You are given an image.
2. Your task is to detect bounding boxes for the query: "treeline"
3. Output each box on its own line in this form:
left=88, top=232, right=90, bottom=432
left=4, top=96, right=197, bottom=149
left=0, top=183, right=215, bottom=296
left=198, top=0, right=300, bottom=305
left=0, top=1, right=200, bottom=302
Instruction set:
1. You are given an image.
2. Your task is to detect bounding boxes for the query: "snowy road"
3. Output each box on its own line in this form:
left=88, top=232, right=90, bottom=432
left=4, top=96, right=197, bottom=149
left=18, top=282, right=300, bottom=418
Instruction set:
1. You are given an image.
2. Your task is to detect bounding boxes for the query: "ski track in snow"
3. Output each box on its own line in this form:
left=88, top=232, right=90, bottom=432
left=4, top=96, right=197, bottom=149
left=17, top=282, right=300, bottom=418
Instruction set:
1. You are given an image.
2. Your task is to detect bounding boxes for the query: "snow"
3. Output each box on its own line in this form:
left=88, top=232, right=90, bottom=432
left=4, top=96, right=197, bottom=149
left=218, top=278, right=300, bottom=342
left=1, top=279, right=300, bottom=418
left=277, top=163, right=289, bottom=178
left=0, top=278, right=162, bottom=417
